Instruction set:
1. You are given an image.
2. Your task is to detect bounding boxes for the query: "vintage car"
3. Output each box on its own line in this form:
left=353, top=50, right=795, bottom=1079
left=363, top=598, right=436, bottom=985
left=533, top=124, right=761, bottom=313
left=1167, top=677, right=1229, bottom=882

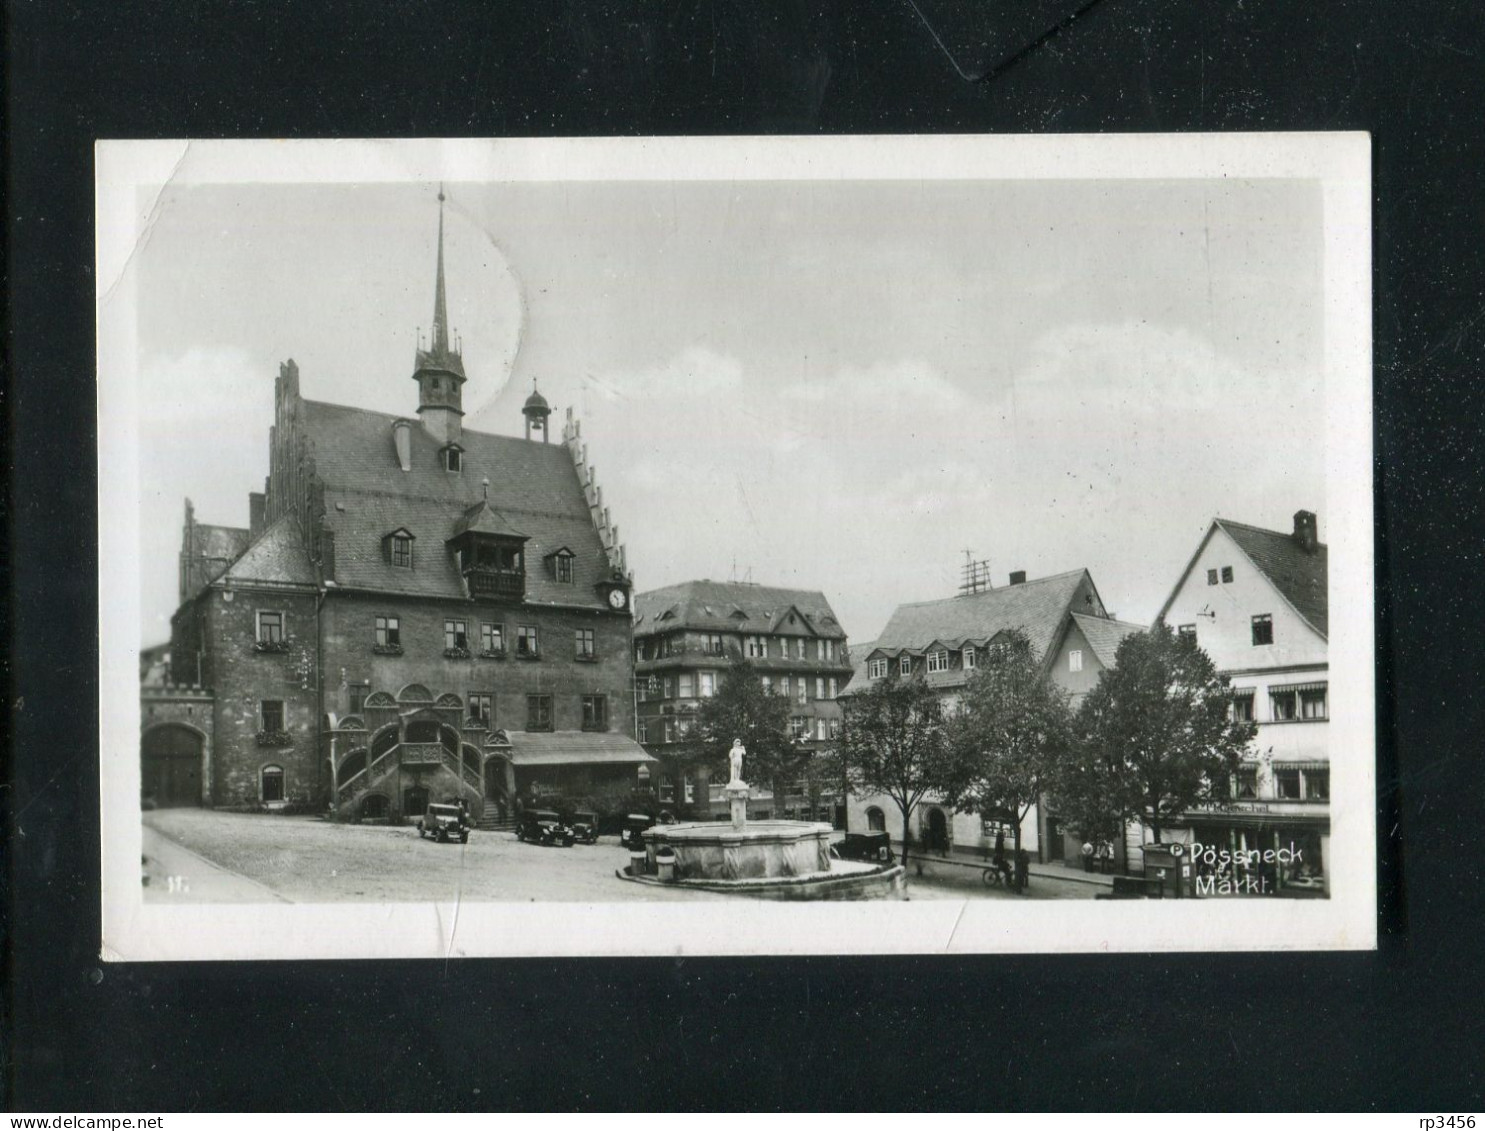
left=516, top=808, right=574, bottom=847
left=417, top=803, right=470, bottom=844
left=832, top=831, right=894, bottom=865
left=567, top=809, right=600, bottom=845
left=618, top=812, right=655, bottom=850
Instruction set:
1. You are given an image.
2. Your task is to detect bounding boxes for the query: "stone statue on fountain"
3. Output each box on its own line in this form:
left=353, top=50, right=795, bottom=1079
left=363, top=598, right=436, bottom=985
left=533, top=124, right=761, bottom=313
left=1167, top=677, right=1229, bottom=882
left=727, top=738, right=747, bottom=787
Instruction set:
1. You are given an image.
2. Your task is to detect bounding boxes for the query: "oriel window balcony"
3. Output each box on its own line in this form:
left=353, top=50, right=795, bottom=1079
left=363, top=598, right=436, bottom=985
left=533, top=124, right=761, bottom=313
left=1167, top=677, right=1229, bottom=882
left=464, top=566, right=525, bottom=601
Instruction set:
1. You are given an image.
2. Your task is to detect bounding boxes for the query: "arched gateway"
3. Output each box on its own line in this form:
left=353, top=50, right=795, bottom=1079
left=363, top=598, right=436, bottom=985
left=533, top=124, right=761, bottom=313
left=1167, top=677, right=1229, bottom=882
left=142, top=723, right=204, bottom=807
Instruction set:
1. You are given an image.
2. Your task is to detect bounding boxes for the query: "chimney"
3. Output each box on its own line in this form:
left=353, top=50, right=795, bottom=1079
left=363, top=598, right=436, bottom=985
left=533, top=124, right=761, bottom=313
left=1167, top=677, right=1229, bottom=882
left=1009, top=570, right=1027, bottom=586
left=248, top=492, right=265, bottom=541
left=391, top=419, right=413, bottom=472
left=1293, top=510, right=1318, bottom=554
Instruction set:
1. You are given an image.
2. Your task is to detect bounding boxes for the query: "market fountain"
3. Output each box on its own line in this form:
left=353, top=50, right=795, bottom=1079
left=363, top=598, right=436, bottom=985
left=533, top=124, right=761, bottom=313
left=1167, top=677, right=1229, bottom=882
left=619, top=739, right=905, bottom=900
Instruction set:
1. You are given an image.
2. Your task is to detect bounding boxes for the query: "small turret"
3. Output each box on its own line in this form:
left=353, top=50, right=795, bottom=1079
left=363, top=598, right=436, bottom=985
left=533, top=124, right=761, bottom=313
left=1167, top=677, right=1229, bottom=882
left=522, top=381, right=551, bottom=442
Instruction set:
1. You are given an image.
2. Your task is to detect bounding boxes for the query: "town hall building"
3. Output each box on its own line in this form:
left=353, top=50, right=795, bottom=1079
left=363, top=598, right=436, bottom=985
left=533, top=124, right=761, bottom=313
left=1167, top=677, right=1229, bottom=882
left=143, top=194, right=654, bottom=823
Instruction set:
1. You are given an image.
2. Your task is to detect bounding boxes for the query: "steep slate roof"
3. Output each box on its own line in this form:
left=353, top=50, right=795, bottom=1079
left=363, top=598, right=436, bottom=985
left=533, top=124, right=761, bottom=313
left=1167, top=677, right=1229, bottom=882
left=842, top=570, right=1104, bottom=695
left=191, top=522, right=251, bottom=564
left=218, top=515, right=317, bottom=586
left=1217, top=519, right=1329, bottom=639
left=632, top=580, right=847, bottom=638
left=875, top=570, right=1094, bottom=659
left=301, top=399, right=614, bottom=608
left=1069, top=613, right=1147, bottom=669
left=505, top=730, right=657, bottom=766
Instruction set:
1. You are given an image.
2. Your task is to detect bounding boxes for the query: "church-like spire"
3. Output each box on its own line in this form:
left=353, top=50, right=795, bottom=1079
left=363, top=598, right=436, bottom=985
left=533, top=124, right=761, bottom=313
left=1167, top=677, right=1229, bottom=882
left=431, top=184, right=450, bottom=355
left=413, top=185, right=466, bottom=444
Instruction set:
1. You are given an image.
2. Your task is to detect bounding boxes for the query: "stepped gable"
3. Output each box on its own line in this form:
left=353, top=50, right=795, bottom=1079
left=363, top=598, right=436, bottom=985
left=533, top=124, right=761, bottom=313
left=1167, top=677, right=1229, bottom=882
left=1217, top=518, right=1329, bottom=639
left=217, top=514, right=317, bottom=586
left=633, top=579, right=846, bottom=636
left=300, top=398, right=612, bottom=607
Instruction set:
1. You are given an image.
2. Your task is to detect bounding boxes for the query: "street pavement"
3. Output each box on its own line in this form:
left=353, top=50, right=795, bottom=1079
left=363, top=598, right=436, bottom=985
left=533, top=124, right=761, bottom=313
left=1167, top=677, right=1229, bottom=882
left=141, top=809, right=1104, bottom=903
left=143, top=809, right=728, bottom=903
left=142, top=822, right=292, bottom=903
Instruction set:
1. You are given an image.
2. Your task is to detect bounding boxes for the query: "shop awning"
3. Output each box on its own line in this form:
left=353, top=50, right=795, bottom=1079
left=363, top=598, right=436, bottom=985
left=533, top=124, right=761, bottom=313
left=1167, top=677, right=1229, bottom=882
left=1269, top=681, right=1327, bottom=695
left=503, top=731, right=659, bottom=768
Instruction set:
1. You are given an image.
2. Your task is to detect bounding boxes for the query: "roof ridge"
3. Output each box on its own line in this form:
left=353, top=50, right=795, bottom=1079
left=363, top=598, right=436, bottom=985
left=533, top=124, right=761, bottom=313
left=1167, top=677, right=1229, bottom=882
left=1216, top=517, right=1329, bottom=551
left=303, top=397, right=553, bottom=447
left=893, top=567, right=1087, bottom=609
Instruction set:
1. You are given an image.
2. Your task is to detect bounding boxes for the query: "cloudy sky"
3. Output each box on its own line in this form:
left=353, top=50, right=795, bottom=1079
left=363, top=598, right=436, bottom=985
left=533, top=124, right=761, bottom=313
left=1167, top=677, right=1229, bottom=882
left=134, top=174, right=1324, bottom=646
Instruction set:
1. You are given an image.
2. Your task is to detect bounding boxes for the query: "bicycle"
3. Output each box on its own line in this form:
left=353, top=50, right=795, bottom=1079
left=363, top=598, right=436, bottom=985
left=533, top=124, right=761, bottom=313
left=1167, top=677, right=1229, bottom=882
left=982, top=863, right=1013, bottom=889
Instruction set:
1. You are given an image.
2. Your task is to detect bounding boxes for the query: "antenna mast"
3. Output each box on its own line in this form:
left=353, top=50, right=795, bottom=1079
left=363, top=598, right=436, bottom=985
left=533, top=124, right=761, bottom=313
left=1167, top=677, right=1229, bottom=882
left=959, top=549, right=993, bottom=595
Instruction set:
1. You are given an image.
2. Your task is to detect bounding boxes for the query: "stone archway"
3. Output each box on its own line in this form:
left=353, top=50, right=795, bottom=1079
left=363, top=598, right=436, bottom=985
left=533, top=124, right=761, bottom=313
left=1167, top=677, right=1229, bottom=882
left=142, top=723, right=204, bottom=807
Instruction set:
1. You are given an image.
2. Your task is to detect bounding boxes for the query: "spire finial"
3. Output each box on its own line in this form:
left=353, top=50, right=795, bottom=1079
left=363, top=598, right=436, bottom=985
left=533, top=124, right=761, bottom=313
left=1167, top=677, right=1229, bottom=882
left=431, top=185, right=449, bottom=355
left=481, top=476, right=490, bottom=502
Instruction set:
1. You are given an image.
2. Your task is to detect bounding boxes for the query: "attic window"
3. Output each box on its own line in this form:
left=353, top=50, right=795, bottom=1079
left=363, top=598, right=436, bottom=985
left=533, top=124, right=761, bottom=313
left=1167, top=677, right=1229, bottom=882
left=546, top=548, right=575, bottom=584
left=385, top=532, right=414, bottom=568
left=442, top=446, right=463, bottom=473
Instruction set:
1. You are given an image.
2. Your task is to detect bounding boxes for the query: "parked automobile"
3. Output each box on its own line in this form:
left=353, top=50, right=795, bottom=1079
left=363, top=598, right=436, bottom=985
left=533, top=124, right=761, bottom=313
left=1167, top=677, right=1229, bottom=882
left=418, top=803, right=470, bottom=844
left=618, top=812, right=655, bottom=850
left=516, top=808, right=574, bottom=847
left=833, top=831, right=894, bottom=865
left=567, top=809, right=600, bottom=845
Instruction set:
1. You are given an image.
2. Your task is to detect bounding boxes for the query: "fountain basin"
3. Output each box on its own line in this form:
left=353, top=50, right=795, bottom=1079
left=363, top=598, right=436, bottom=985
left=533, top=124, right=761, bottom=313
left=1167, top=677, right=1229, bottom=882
left=643, top=820, right=834, bottom=881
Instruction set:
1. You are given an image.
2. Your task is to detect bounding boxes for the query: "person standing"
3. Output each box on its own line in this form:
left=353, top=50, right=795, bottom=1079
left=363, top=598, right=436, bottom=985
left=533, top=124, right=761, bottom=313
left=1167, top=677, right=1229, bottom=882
left=1081, top=840, right=1095, bottom=873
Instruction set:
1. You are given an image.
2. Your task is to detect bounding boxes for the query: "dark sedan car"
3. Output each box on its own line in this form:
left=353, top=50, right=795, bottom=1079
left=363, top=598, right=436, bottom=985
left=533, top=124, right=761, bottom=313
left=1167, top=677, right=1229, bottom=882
left=833, top=831, right=894, bottom=865
left=567, top=810, right=600, bottom=845
left=417, top=803, right=470, bottom=844
left=516, top=808, right=574, bottom=847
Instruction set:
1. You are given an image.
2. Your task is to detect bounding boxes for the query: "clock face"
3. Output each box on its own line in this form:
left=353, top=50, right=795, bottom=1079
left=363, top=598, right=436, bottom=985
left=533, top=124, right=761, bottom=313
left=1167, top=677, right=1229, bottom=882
left=607, top=587, right=628, bottom=610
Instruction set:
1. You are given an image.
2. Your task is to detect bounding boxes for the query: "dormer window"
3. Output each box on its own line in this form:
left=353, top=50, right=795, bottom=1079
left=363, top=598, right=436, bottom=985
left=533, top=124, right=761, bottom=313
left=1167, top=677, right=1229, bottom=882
left=383, top=529, right=415, bottom=568
left=545, top=547, right=576, bottom=584
left=442, top=445, right=463, bottom=473
left=899, top=655, right=912, bottom=676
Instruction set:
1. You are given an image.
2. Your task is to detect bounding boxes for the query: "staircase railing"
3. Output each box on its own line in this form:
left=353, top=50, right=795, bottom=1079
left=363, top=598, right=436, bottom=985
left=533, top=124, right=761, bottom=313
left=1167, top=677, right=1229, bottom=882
left=336, top=743, right=482, bottom=805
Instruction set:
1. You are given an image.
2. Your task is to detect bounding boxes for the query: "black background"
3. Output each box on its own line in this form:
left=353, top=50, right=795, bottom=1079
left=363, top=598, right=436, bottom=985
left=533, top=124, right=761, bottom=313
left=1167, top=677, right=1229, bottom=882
left=7, top=0, right=1485, bottom=1112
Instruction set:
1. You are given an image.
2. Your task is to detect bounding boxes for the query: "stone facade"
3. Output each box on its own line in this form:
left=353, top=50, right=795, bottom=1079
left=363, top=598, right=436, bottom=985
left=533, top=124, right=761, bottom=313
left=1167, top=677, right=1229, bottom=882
left=170, top=583, right=321, bottom=808
left=147, top=196, right=653, bottom=822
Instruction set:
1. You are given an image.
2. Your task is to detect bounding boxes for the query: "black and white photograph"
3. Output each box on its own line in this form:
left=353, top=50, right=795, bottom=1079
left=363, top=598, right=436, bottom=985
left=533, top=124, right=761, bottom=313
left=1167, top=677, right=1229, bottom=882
left=97, top=134, right=1373, bottom=958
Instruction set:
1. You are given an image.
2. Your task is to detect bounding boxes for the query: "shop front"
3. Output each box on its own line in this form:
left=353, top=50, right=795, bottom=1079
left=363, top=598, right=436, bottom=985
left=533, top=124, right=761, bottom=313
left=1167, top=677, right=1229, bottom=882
left=1184, top=799, right=1329, bottom=896
left=504, top=730, right=658, bottom=815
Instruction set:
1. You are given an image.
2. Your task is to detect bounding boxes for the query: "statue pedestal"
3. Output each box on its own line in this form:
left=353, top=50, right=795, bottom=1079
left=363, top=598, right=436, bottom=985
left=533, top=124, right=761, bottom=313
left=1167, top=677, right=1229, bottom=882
left=725, top=784, right=749, bottom=831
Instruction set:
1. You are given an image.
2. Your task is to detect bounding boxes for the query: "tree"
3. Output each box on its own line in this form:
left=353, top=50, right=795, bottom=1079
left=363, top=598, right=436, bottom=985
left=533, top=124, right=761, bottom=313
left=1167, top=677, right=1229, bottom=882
left=1077, top=624, right=1257, bottom=843
left=1043, top=741, right=1126, bottom=853
left=837, top=672, right=953, bottom=874
left=691, top=661, right=802, bottom=813
left=945, top=629, right=1075, bottom=858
